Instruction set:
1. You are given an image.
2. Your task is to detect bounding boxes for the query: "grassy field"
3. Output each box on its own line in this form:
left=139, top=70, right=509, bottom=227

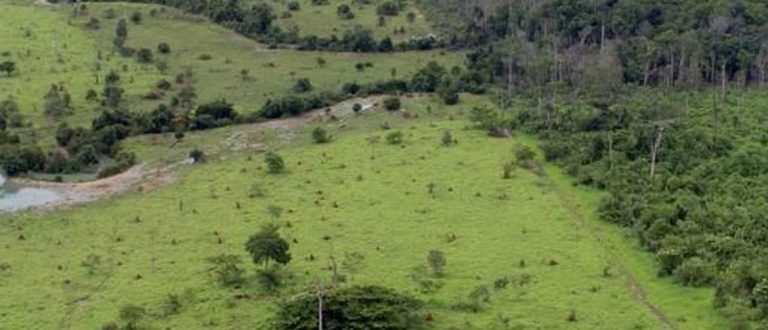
left=0, top=1, right=459, bottom=143
left=251, top=0, right=434, bottom=41
left=0, top=95, right=726, bottom=329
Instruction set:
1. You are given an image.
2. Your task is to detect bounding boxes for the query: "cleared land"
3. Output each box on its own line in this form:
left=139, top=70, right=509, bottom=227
left=0, top=2, right=459, bottom=143
left=0, top=95, right=725, bottom=329
left=0, top=2, right=728, bottom=330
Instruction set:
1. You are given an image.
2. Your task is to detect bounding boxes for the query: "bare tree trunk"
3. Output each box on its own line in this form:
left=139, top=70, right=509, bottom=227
left=650, top=127, right=664, bottom=179
left=600, top=22, right=605, bottom=53
left=608, top=132, right=614, bottom=171
left=721, top=62, right=728, bottom=102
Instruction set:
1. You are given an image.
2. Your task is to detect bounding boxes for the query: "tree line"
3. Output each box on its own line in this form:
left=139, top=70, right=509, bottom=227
left=84, top=0, right=444, bottom=52
left=419, top=0, right=768, bottom=90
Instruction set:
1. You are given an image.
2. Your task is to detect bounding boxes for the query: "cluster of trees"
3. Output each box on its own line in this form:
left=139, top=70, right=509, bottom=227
left=258, top=61, right=483, bottom=119
left=0, top=55, right=484, bottom=178
left=90, top=0, right=442, bottom=52
left=501, top=87, right=768, bottom=323
left=421, top=0, right=768, bottom=89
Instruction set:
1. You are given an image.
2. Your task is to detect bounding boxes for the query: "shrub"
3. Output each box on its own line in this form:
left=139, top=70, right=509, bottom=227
left=136, top=48, right=153, bottom=63
left=376, top=1, right=400, bottom=16
left=130, top=10, right=142, bottom=24
left=189, top=149, right=205, bottom=163
left=157, top=42, right=171, bottom=54
left=311, top=126, right=331, bottom=144
left=85, top=17, right=101, bottom=30
left=514, top=145, right=535, bottom=163
left=272, top=286, right=423, bottom=330
left=673, top=257, right=716, bottom=287
left=383, top=96, right=401, bottom=111
left=441, top=130, right=454, bottom=147
left=264, top=151, right=285, bottom=173
left=442, top=90, right=459, bottom=105
left=293, top=78, right=313, bottom=93
left=337, top=5, right=354, bottom=19
left=119, top=305, right=146, bottom=330
left=287, top=1, right=300, bottom=11
left=386, top=131, right=403, bottom=145
left=205, top=254, right=245, bottom=287
left=427, top=250, right=446, bottom=276
left=352, top=103, right=362, bottom=113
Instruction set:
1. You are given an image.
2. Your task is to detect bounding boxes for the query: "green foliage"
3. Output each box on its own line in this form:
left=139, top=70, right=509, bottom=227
left=336, top=4, right=354, bottom=19
left=264, top=151, right=285, bottom=174
left=385, top=131, right=403, bottom=145
left=376, top=1, right=400, bottom=16
left=272, top=285, right=423, bottom=330
left=383, top=96, right=400, bottom=111
left=311, top=126, right=331, bottom=144
left=441, top=130, right=454, bottom=147
left=136, top=48, right=153, bottom=63
left=468, top=106, right=502, bottom=131
left=118, top=304, right=145, bottom=330
left=427, top=250, right=446, bottom=276
left=293, top=78, right=313, bottom=93
left=189, top=149, right=205, bottom=163
left=0, top=60, right=15, bottom=76
left=157, top=42, right=170, bottom=54
left=193, top=99, right=237, bottom=130
left=206, top=254, right=245, bottom=287
left=245, top=224, right=291, bottom=268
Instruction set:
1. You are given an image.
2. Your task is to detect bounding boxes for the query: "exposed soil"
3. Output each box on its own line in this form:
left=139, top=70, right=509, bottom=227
left=3, top=96, right=383, bottom=213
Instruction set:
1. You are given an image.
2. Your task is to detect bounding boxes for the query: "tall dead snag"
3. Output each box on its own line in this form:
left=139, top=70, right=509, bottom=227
left=649, top=126, right=665, bottom=179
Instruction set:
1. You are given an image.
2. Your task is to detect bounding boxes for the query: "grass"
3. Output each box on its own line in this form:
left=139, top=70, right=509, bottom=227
left=0, top=95, right=726, bottom=329
left=0, top=1, right=461, bottom=144
left=255, top=0, right=434, bottom=42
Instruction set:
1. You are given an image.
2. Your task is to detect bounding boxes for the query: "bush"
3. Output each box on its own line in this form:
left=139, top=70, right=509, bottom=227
left=376, top=1, right=400, bottom=16
left=189, top=149, right=205, bottom=163
left=287, top=1, right=300, bottom=11
left=386, top=131, right=403, bottom=145
left=130, top=10, right=142, bottom=24
left=157, top=42, right=171, bottom=54
left=383, top=96, right=401, bottom=111
left=206, top=254, right=245, bottom=287
left=352, top=103, right=362, bottom=113
left=293, top=78, right=313, bottom=93
left=311, top=126, right=331, bottom=143
left=337, top=5, right=354, bottom=19
left=272, top=286, right=423, bottom=330
left=136, top=48, right=153, bottom=63
left=673, top=257, right=716, bottom=287
left=514, top=145, right=535, bottom=163
left=442, top=90, right=459, bottom=105
left=264, top=151, right=285, bottom=173
left=427, top=250, right=446, bottom=276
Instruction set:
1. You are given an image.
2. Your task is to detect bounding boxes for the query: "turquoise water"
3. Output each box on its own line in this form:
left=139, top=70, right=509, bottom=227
left=0, top=175, right=62, bottom=212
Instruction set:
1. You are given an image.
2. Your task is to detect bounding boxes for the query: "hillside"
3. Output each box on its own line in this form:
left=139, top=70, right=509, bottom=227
left=1, top=0, right=767, bottom=329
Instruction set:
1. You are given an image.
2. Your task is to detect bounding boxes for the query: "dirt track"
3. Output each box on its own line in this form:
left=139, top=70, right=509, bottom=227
left=4, top=96, right=382, bottom=213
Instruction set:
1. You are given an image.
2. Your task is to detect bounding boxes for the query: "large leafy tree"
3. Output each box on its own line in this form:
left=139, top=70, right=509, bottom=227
left=245, top=224, right=291, bottom=268
left=273, top=285, right=423, bottom=330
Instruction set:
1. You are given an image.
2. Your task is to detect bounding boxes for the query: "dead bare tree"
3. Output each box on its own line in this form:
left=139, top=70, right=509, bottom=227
left=649, top=126, right=665, bottom=179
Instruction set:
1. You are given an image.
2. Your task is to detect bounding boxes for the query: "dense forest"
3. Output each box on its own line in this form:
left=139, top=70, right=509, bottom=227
left=419, top=0, right=768, bottom=324
left=421, top=0, right=768, bottom=89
